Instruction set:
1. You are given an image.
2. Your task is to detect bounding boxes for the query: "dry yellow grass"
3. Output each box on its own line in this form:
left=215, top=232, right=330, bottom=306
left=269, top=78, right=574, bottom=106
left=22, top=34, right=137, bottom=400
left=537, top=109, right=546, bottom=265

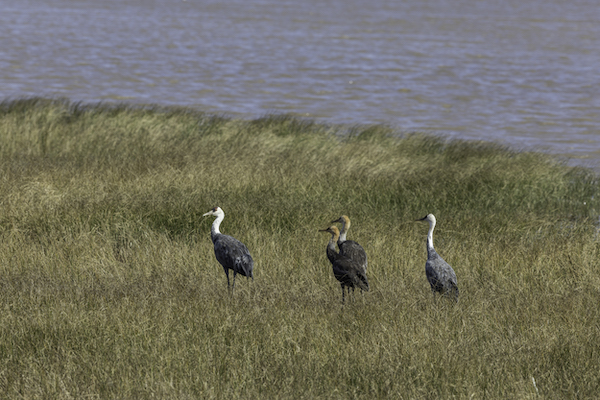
left=0, top=98, right=599, bottom=398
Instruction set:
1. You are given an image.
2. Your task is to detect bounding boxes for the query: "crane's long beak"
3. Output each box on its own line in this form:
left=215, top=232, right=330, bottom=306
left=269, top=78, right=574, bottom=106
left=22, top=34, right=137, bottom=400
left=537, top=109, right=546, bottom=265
left=203, top=212, right=212, bottom=217
left=415, top=215, right=428, bottom=222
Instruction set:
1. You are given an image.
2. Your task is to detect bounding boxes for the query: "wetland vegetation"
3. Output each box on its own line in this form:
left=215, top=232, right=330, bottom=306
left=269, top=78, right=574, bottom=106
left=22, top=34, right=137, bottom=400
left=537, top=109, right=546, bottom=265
left=0, top=98, right=599, bottom=398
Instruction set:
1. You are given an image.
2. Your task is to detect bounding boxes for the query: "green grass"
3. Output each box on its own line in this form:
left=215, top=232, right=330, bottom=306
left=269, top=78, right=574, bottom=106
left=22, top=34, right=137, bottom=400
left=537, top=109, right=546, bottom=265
left=1, top=97, right=599, bottom=398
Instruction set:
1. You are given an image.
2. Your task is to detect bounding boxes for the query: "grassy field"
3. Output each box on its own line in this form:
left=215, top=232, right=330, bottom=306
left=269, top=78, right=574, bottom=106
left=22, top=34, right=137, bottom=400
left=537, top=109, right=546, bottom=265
left=0, top=97, right=599, bottom=399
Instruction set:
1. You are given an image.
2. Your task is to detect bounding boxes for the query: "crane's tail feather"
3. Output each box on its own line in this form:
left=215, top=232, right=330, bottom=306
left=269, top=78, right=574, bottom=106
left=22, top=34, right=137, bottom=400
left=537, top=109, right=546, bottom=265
left=450, top=281, right=459, bottom=301
left=356, top=274, right=369, bottom=292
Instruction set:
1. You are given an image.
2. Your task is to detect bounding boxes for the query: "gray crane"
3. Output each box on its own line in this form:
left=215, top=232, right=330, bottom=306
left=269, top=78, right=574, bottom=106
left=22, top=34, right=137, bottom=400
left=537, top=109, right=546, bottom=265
left=416, top=214, right=458, bottom=300
left=332, top=215, right=368, bottom=276
left=203, top=206, right=254, bottom=292
left=320, top=225, right=369, bottom=303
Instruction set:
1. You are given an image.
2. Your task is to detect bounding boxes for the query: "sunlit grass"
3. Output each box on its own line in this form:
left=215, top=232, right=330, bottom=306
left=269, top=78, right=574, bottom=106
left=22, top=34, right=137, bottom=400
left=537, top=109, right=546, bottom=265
left=0, top=98, right=599, bottom=398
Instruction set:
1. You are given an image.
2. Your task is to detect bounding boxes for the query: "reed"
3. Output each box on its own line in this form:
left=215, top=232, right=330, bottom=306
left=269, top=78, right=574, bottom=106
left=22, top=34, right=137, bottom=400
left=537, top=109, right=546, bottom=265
left=0, top=98, right=599, bottom=398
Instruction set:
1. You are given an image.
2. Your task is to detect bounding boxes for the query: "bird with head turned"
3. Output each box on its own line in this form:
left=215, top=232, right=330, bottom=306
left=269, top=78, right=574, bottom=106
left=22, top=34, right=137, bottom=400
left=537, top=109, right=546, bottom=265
left=319, top=225, right=369, bottom=303
left=203, top=206, right=254, bottom=293
left=416, top=213, right=458, bottom=300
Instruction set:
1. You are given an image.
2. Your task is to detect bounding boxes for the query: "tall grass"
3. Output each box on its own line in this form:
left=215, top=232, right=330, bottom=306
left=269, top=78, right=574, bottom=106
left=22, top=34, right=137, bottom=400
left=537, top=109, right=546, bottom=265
left=0, top=98, right=599, bottom=398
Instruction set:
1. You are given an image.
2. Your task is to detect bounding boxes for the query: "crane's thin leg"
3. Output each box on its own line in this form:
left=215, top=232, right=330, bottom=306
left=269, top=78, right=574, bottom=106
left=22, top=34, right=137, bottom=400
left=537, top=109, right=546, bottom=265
left=225, top=269, right=230, bottom=289
left=341, top=284, right=345, bottom=303
left=232, top=272, right=237, bottom=293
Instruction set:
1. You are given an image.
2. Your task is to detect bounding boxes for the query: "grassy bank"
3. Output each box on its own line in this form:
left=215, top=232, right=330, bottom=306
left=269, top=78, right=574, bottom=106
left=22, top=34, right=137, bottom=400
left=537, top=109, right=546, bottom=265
left=0, top=98, right=599, bottom=398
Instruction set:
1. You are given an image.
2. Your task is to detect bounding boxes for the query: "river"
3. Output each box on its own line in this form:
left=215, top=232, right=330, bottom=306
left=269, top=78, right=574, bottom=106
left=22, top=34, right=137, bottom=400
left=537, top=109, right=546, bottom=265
left=1, top=0, right=599, bottom=169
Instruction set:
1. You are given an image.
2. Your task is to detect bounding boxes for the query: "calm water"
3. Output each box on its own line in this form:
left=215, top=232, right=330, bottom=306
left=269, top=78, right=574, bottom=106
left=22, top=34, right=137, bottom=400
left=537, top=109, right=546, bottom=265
left=2, top=0, right=599, bottom=169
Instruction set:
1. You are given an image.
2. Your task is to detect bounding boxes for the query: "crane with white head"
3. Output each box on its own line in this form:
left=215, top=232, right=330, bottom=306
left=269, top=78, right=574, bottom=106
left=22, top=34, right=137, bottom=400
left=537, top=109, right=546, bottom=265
left=203, top=207, right=254, bottom=292
left=416, top=214, right=458, bottom=300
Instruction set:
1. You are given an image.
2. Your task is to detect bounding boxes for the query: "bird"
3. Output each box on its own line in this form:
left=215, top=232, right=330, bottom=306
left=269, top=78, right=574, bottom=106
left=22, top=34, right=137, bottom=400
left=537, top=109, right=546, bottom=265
left=416, top=214, right=458, bottom=300
left=332, top=215, right=368, bottom=276
left=203, top=206, right=254, bottom=292
left=319, top=225, right=369, bottom=303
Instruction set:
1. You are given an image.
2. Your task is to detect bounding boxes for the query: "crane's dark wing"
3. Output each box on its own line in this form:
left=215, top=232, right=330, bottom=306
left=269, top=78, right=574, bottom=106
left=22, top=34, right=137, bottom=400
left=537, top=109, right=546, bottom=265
left=213, top=234, right=254, bottom=278
left=354, top=269, right=369, bottom=291
left=339, top=240, right=368, bottom=273
left=331, top=254, right=369, bottom=292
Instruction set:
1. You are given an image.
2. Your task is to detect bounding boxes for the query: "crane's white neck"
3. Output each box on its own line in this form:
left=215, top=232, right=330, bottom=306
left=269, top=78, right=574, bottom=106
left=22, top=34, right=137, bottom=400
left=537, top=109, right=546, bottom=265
left=338, top=218, right=349, bottom=242
left=211, top=213, right=224, bottom=236
left=426, top=219, right=436, bottom=251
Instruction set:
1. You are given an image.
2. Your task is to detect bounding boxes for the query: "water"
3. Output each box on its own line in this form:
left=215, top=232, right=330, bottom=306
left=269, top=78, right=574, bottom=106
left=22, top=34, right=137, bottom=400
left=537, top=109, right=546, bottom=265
left=1, top=0, right=599, bottom=169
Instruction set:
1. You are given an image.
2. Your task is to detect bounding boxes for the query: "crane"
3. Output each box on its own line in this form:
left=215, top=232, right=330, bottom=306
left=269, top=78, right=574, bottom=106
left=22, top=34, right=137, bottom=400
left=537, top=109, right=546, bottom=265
left=203, top=207, right=254, bottom=292
left=416, top=214, right=458, bottom=300
left=320, top=225, right=369, bottom=303
left=332, top=215, right=368, bottom=277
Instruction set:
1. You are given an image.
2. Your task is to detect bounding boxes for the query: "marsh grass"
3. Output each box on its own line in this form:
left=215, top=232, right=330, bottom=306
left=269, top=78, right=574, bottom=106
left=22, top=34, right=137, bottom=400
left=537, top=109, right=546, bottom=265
left=1, top=98, right=599, bottom=398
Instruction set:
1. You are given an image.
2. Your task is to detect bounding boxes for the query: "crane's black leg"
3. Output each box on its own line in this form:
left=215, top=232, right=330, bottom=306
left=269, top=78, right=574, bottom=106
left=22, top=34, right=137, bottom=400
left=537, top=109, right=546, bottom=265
left=225, top=269, right=230, bottom=289
left=341, top=284, right=345, bottom=303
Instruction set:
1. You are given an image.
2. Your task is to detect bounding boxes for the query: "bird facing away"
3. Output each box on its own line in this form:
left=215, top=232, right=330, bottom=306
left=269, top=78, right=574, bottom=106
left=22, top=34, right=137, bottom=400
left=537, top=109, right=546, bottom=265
left=320, top=225, right=369, bottom=303
left=332, top=215, right=368, bottom=276
left=416, top=214, right=458, bottom=300
left=203, top=206, right=254, bottom=292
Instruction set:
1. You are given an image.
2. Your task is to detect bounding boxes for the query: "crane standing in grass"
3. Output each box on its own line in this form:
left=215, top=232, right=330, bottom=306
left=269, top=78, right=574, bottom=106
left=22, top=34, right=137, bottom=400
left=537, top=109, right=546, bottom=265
left=416, top=214, right=459, bottom=300
left=332, top=215, right=368, bottom=278
left=320, top=225, right=369, bottom=303
left=203, top=206, right=254, bottom=292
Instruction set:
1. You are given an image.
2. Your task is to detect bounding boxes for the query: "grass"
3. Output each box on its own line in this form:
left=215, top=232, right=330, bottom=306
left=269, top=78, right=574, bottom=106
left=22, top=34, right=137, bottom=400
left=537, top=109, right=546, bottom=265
left=0, top=97, right=599, bottom=398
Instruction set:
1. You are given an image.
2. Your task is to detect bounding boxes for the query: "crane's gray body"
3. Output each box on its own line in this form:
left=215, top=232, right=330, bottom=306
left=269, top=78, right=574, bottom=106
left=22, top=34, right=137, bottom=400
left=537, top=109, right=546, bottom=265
left=425, top=246, right=458, bottom=299
left=326, top=244, right=369, bottom=294
left=211, top=231, right=254, bottom=288
left=339, top=240, right=368, bottom=276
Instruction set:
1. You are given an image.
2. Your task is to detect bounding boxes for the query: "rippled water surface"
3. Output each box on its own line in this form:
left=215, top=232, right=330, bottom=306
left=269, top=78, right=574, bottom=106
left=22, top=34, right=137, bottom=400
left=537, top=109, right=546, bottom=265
left=2, top=0, right=599, bottom=168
